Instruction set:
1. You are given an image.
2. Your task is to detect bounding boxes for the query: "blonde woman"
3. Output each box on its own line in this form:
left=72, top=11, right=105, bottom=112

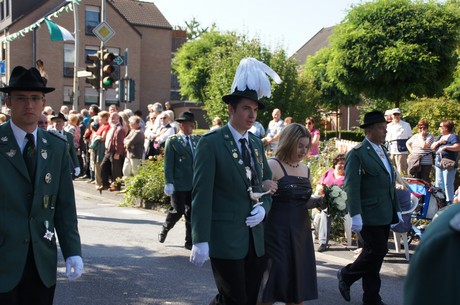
left=258, top=123, right=318, bottom=305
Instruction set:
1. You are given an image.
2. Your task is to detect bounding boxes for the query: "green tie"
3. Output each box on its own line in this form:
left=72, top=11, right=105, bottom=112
left=185, top=136, right=192, bottom=154
left=239, top=138, right=251, bottom=168
left=23, top=133, right=36, bottom=182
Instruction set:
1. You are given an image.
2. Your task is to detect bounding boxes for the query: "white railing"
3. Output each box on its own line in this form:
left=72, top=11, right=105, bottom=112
left=335, top=139, right=360, bottom=153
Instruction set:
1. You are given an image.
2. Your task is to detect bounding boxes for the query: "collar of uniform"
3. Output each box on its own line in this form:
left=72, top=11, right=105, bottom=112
left=227, top=122, right=249, bottom=143
left=9, top=120, right=37, bottom=149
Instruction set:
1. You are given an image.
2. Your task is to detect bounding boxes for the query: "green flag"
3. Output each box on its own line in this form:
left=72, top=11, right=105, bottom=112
left=44, top=19, right=74, bottom=41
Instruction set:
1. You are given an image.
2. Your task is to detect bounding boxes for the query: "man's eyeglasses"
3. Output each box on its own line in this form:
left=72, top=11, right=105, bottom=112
left=306, top=122, right=313, bottom=125
left=10, top=96, right=44, bottom=102
left=418, top=126, right=427, bottom=130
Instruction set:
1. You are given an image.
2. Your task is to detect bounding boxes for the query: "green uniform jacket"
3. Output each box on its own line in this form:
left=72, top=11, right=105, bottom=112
left=344, top=139, right=400, bottom=225
left=191, top=125, right=272, bottom=259
left=164, top=133, right=199, bottom=191
left=48, top=129, right=79, bottom=169
left=0, top=122, right=82, bottom=292
left=64, top=130, right=80, bottom=169
left=403, top=204, right=460, bottom=305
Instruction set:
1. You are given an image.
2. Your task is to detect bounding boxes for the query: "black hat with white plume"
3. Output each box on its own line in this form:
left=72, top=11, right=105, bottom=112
left=222, top=57, right=282, bottom=110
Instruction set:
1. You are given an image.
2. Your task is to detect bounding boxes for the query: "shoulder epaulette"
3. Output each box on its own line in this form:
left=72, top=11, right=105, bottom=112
left=48, top=129, right=67, bottom=141
left=202, top=129, right=216, bottom=137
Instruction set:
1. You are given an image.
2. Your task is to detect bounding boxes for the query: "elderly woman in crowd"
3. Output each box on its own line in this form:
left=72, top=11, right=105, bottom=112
left=313, top=153, right=346, bottom=252
left=430, top=120, right=460, bottom=205
left=406, top=119, right=434, bottom=182
left=123, top=115, right=145, bottom=178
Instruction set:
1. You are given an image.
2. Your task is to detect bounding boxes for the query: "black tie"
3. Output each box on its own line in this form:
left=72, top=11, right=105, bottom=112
left=185, top=136, right=192, bottom=154
left=23, top=133, right=36, bottom=182
left=239, top=138, right=251, bottom=168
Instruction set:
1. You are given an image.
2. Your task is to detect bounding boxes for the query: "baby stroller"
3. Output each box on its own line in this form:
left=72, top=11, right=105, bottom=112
left=403, top=178, right=447, bottom=243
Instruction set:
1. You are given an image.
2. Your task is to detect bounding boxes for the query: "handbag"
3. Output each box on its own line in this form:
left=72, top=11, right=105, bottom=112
left=396, top=139, right=408, bottom=153
left=407, top=154, right=423, bottom=176
left=440, top=158, right=456, bottom=170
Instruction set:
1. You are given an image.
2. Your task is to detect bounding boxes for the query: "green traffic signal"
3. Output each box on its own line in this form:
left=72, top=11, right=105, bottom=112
left=101, top=50, right=116, bottom=89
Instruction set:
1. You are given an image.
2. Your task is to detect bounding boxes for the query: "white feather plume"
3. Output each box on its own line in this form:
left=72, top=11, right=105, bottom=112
left=230, top=57, right=282, bottom=99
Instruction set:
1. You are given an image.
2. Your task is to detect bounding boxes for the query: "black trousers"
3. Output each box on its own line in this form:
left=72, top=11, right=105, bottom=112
left=341, top=224, right=390, bottom=304
left=163, top=190, right=192, bottom=243
left=209, top=233, right=267, bottom=305
left=0, top=246, right=55, bottom=305
left=101, top=153, right=124, bottom=187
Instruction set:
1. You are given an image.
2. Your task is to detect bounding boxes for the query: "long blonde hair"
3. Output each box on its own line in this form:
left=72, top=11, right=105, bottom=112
left=275, top=123, right=311, bottom=163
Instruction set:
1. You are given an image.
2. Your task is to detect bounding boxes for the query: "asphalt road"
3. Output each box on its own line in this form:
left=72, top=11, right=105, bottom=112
left=53, top=180, right=410, bottom=305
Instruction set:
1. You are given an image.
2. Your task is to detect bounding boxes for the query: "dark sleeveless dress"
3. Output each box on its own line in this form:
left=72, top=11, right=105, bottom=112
left=260, top=159, right=318, bottom=303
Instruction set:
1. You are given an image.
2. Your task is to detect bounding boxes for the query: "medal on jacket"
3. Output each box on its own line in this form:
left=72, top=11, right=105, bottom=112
left=43, top=220, right=54, bottom=241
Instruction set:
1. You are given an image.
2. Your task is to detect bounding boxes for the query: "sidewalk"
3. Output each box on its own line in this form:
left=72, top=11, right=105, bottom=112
left=73, top=179, right=412, bottom=278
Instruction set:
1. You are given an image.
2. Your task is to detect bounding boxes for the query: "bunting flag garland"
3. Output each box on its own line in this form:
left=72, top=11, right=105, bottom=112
left=0, top=0, right=81, bottom=44
left=44, top=19, right=74, bottom=41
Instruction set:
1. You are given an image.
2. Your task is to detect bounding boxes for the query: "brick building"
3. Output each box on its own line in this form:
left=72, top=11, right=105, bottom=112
left=0, top=0, right=186, bottom=115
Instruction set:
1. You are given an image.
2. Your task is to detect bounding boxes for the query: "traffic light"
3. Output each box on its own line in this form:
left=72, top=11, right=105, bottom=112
left=85, top=52, right=100, bottom=89
left=101, top=50, right=115, bottom=89
left=127, top=79, right=135, bottom=102
left=115, top=79, right=125, bottom=102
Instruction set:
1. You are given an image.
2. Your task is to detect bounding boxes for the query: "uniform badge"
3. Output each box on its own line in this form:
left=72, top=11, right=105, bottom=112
left=1, top=136, right=7, bottom=142
left=224, top=134, right=229, bottom=139
left=41, top=149, right=47, bottom=159
left=43, top=220, right=54, bottom=241
left=44, top=173, right=52, bottom=184
left=238, top=159, right=243, bottom=165
left=42, top=138, right=47, bottom=144
left=6, top=149, right=16, bottom=157
left=43, top=195, right=49, bottom=209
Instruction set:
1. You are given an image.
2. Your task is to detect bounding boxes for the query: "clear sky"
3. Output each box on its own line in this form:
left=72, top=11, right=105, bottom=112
left=148, top=0, right=366, bottom=55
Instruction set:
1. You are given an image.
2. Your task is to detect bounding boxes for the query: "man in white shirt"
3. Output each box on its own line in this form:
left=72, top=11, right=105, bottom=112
left=386, top=108, right=412, bottom=175
left=262, top=108, right=285, bottom=152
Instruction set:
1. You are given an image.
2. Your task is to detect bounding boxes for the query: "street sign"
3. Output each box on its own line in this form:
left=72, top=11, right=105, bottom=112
left=92, top=22, right=115, bottom=43
left=113, top=56, right=124, bottom=66
left=77, top=70, right=92, bottom=78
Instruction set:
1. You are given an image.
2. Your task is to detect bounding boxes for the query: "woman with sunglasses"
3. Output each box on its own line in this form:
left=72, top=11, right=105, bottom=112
left=305, top=117, right=320, bottom=157
left=406, top=119, right=434, bottom=182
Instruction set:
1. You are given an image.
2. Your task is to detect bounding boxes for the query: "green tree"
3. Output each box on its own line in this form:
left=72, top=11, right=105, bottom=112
left=328, top=0, right=460, bottom=107
left=302, top=47, right=361, bottom=114
left=173, top=31, right=313, bottom=126
left=174, top=17, right=216, bottom=40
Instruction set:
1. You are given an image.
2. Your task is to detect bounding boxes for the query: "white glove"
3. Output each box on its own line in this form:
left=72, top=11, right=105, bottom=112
left=245, top=205, right=266, bottom=228
left=351, top=214, right=363, bottom=233
left=74, top=167, right=80, bottom=176
left=163, top=183, right=174, bottom=196
left=190, top=242, right=209, bottom=267
left=65, top=255, right=84, bottom=281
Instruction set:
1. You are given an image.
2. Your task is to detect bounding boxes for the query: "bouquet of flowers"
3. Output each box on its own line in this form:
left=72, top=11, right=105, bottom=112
left=322, top=184, right=348, bottom=223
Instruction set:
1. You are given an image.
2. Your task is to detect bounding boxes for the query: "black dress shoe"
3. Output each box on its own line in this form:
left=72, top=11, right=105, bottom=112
left=184, top=242, right=192, bottom=250
left=337, top=269, right=351, bottom=302
left=158, top=228, right=169, bottom=243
